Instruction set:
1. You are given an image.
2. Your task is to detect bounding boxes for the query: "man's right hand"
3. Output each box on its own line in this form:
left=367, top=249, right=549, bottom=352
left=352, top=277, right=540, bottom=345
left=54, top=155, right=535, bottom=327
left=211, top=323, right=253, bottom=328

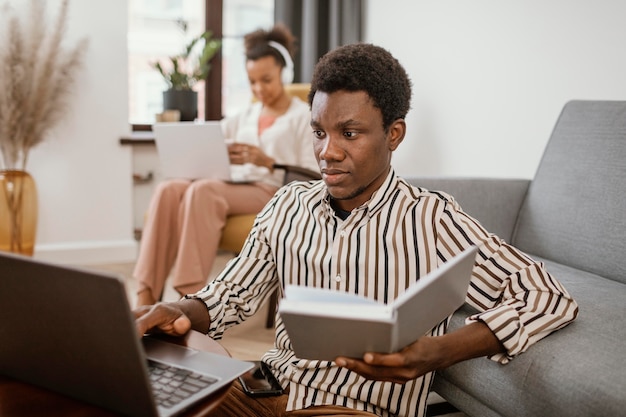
left=133, top=299, right=210, bottom=338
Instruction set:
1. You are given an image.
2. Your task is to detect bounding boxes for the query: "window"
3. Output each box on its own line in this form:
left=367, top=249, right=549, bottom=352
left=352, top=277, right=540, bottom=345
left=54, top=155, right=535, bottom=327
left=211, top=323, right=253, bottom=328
left=221, top=0, right=274, bottom=117
left=128, top=0, right=273, bottom=125
left=128, top=0, right=206, bottom=124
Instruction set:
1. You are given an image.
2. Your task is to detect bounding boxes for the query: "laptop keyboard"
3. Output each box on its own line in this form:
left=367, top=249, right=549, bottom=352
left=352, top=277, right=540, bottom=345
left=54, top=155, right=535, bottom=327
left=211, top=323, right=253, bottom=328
left=148, top=360, right=218, bottom=409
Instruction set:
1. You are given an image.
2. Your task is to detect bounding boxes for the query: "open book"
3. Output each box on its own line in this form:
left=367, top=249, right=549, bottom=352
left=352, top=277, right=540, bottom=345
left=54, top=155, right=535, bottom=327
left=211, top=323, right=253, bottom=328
left=278, top=246, right=478, bottom=361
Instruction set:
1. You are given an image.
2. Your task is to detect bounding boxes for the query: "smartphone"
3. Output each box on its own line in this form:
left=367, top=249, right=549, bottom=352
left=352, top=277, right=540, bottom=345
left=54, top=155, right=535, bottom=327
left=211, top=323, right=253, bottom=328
left=238, top=361, right=284, bottom=397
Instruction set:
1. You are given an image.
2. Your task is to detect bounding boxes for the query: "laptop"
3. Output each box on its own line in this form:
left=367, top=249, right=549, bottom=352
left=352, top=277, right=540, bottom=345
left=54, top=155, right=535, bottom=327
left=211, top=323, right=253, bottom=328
left=153, top=121, right=245, bottom=182
left=0, top=251, right=253, bottom=417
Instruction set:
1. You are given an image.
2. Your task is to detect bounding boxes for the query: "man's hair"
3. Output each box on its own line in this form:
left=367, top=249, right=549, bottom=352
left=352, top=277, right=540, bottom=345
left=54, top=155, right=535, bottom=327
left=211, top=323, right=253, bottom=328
left=308, top=43, right=412, bottom=130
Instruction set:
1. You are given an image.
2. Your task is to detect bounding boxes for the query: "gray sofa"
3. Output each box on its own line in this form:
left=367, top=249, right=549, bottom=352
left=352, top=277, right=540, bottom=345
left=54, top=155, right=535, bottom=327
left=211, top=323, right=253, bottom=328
left=404, top=100, right=626, bottom=417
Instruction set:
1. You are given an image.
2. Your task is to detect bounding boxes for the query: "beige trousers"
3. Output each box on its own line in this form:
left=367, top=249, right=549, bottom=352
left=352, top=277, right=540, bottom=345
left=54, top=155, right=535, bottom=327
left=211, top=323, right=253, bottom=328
left=209, top=381, right=377, bottom=417
left=133, top=178, right=277, bottom=299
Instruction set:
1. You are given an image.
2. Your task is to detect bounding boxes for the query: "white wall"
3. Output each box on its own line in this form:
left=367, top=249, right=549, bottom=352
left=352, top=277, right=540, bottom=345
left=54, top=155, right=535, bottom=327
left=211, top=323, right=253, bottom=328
left=12, top=0, right=626, bottom=265
left=8, top=0, right=136, bottom=264
left=364, top=0, right=626, bottom=179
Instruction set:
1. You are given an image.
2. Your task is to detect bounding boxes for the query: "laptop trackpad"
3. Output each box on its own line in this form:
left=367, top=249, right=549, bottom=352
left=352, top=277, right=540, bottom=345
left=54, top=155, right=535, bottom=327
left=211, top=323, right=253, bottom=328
left=142, top=336, right=250, bottom=378
left=143, top=337, right=199, bottom=360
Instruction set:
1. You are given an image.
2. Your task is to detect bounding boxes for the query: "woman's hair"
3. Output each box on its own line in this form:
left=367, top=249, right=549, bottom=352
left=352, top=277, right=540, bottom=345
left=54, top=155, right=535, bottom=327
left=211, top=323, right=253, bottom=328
left=308, top=43, right=412, bottom=130
left=244, top=23, right=296, bottom=67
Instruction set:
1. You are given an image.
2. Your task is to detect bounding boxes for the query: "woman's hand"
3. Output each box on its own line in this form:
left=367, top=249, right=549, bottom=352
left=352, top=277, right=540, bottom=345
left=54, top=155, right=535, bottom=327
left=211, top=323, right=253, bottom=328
left=228, top=143, right=274, bottom=170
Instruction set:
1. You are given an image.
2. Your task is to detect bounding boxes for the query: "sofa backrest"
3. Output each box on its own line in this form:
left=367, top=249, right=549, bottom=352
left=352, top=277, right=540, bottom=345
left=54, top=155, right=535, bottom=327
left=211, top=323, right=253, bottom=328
left=403, top=177, right=530, bottom=243
left=512, top=100, right=626, bottom=284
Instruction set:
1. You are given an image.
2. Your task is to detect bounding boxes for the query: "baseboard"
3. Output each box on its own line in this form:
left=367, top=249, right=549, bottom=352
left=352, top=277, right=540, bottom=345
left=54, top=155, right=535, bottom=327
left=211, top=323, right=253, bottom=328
left=33, top=239, right=138, bottom=265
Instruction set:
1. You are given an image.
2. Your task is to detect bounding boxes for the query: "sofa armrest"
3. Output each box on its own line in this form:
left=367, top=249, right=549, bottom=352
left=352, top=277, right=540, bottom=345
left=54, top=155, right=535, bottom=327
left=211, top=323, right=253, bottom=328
left=403, top=177, right=530, bottom=242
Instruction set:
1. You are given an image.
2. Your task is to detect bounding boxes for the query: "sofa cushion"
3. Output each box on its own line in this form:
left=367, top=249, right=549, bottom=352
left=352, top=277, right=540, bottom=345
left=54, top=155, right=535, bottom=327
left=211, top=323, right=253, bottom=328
left=433, top=257, right=626, bottom=417
left=512, top=100, right=626, bottom=284
left=403, top=177, right=530, bottom=243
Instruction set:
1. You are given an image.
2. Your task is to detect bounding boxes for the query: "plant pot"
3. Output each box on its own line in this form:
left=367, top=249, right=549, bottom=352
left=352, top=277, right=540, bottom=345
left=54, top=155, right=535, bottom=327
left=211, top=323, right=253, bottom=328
left=163, top=89, right=198, bottom=121
left=0, top=170, right=38, bottom=256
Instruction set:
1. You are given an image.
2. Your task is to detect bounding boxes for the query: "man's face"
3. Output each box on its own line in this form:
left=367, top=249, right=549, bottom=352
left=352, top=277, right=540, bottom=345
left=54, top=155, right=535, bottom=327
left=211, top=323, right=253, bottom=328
left=311, top=90, right=405, bottom=212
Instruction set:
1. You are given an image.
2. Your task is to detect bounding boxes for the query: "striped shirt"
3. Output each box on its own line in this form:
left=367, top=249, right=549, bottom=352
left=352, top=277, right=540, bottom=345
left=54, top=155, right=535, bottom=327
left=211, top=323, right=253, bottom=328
left=192, top=169, right=578, bottom=417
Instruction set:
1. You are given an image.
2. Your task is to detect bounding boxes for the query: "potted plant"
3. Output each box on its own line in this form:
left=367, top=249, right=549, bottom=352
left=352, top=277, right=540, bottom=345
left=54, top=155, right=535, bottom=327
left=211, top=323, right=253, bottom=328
left=152, top=23, right=221, bottom=121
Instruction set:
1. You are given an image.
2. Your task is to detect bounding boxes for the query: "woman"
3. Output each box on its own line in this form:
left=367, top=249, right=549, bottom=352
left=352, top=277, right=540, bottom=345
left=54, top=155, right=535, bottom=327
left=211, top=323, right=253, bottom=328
left=134, top=24, right=317, bottom=306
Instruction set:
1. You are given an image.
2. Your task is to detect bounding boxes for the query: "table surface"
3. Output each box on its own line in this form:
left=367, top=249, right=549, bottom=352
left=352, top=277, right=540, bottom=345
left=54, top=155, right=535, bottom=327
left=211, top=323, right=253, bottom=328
left=0, top=331, right=231, bottom=417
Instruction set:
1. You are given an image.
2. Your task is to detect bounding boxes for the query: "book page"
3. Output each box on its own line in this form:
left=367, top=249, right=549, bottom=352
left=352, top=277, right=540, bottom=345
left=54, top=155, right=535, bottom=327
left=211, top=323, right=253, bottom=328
left=284, top=286, right=378, bottom=305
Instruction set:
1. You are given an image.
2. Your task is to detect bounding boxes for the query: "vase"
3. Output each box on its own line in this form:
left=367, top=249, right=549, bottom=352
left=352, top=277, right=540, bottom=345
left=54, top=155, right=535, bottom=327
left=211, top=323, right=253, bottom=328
left=163, top=89, right=198, bottom=121
left=0, top=170, right=38, bottom=256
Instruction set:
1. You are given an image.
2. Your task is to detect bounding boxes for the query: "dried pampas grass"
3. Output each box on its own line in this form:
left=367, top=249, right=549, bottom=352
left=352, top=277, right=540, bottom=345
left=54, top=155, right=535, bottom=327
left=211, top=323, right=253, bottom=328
left=0, top=0, right=88, bottom=170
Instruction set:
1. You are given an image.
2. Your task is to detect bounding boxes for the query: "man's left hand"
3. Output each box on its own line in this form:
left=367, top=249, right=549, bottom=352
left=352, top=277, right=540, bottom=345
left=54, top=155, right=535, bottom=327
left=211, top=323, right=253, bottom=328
left=335, top=335, right=442, bottom=384
left=335, top=322, right=505, bottom=383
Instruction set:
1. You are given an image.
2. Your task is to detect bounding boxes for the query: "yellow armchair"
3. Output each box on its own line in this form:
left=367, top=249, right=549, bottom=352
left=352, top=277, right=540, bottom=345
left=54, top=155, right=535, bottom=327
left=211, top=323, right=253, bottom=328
left=284, top=83, right=311, bottom=102
left=217, top=164, right=321, bottom=328
left=218, top=83, right=317, bottom=328
left=219, top=83, right=313, bottom=253
left=218, top=164, right=321, bottom=253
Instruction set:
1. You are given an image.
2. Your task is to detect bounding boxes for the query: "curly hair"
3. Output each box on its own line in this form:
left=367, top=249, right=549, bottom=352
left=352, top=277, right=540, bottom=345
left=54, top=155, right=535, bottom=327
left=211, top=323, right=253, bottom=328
left=308, top=43, right=412, bottom=130
left=243, top=23, right=297, bottom=67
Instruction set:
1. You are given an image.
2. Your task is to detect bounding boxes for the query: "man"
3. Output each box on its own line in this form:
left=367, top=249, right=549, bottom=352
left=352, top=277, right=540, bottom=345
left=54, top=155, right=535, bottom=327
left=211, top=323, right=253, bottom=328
left=135, top=43, right=578, bottom=417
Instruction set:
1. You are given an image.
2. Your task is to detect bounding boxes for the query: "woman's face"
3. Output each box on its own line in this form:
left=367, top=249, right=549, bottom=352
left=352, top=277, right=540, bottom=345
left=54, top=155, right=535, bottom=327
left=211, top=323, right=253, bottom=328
left=246, top=55, right=285, bottom=106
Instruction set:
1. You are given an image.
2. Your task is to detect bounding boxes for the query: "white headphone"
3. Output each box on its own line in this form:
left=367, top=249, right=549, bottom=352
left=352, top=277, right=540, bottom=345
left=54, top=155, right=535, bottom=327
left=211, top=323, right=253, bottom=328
left=268, top=40, right=294, bottom=85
